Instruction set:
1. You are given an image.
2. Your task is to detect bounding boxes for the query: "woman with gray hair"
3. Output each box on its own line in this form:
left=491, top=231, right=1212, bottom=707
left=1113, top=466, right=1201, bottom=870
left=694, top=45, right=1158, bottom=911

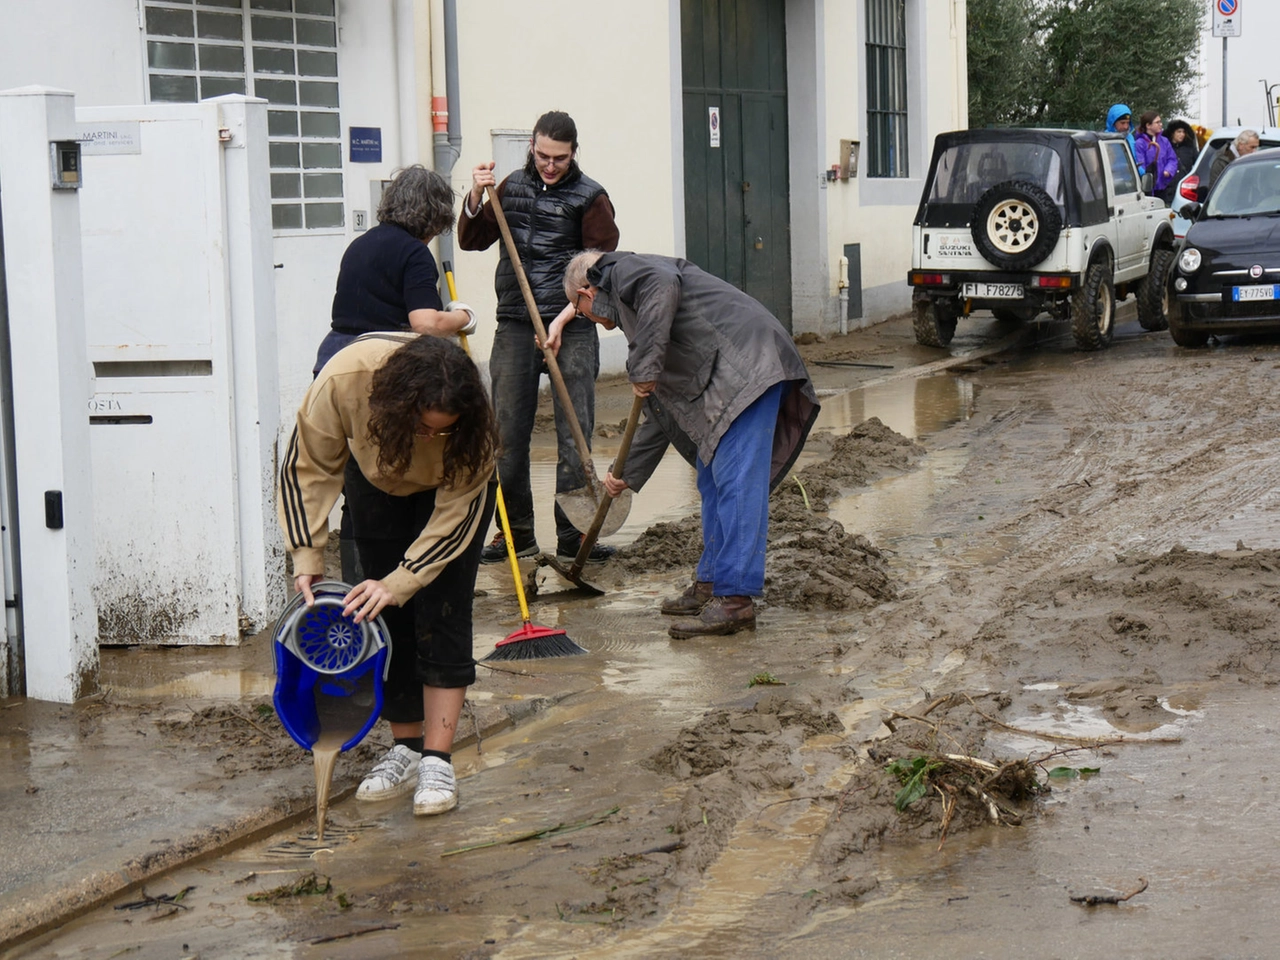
left=312, top=164, right=477, bottom=375
left=310, top=164, right=480, bottom=584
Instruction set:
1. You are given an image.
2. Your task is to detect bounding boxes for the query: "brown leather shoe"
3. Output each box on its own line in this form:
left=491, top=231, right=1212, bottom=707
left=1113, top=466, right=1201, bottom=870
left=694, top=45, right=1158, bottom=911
left=668, top=595, right=756, bottom=638
left=660, top=580, right=714, bottom=616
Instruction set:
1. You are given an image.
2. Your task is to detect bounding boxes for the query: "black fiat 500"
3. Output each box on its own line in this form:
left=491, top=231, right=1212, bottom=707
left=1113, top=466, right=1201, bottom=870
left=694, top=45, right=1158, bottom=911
left=1169, top=147, right=1280, bottom=347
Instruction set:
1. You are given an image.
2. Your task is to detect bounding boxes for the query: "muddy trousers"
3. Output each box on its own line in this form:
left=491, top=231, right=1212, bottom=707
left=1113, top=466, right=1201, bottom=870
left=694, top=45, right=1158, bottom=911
left=694, top=382, right=785, bottom=597
left=342, top=460, right=496, bottom=724
left=487, top=315, right=599, bottom=546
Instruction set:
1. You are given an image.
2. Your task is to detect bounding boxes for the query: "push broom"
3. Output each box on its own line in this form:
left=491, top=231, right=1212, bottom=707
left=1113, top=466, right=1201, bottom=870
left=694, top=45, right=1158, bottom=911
left=442, top=261, right=586, bottom=661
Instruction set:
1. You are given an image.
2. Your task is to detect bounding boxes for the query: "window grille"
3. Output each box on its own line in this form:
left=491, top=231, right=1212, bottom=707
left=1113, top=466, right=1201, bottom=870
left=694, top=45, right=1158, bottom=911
left=865, top=0, right=909, bottom=178
left=143, top=0, right=343, bottom=231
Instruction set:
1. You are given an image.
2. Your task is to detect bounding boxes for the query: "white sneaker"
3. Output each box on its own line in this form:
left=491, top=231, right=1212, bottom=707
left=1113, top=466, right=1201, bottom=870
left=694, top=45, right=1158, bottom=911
left=355, top=744, right=421, bottom=801
left=413, top=756, right=458, bottom=816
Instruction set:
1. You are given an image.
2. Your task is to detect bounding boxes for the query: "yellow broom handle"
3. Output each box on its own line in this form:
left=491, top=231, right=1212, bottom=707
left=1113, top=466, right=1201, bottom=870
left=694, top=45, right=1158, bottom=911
left=443, top=262, right=533, bottom=625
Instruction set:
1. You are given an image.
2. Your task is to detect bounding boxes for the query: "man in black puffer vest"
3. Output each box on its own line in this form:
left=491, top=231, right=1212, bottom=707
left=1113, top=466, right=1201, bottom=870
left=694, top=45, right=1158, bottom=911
left=458, top=111, right=620, bottom=564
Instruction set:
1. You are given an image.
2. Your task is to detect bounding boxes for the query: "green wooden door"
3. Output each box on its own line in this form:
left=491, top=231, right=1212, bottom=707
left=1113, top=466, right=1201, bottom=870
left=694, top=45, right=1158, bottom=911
left=682, top=0, right=791, bottom=327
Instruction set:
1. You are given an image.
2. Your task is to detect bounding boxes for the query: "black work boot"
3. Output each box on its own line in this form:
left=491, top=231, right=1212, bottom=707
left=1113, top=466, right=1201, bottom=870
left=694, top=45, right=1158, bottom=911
left=668, top=595, right=756, bottom=638
left=660, top=580, right=714, bottom=616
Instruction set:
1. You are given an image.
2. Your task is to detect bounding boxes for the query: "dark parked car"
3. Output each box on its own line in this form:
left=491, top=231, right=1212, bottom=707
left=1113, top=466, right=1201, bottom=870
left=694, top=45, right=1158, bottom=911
left=1170, top=125, right=1280, bottom=237
left=1168, top=147, right=1280, bottom=347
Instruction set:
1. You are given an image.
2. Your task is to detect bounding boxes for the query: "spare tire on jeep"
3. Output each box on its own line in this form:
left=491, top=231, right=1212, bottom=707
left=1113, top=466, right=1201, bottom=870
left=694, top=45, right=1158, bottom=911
left=971, top=180, right=1063, bottom=270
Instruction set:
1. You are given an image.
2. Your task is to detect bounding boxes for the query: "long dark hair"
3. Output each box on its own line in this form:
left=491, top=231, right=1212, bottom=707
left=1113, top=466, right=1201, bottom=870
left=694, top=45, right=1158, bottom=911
left=523, top=110, right=581, bottom=180
left=1137, top=110, right=1161, bottom=139
left=366, top=336, right=496, bottom=483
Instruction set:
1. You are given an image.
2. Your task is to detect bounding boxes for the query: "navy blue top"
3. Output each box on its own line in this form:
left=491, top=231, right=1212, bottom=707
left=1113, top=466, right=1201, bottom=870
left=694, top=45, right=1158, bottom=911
left=314, top=222, right=444, bottom=374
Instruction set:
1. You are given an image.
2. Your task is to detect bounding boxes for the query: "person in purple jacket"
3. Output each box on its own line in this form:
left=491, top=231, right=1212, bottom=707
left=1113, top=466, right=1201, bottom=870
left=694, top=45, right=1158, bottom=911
left=1133, top=111, right=1178, bottom=205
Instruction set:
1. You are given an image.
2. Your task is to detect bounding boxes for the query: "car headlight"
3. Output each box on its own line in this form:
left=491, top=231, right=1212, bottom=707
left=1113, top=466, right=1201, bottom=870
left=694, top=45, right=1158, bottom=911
left=1179, top=248, right=1202, bottom=273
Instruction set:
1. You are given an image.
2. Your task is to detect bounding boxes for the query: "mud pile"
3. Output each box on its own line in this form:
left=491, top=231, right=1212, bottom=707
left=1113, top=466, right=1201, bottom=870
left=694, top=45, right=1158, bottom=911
left=614, top=418, right=917, bottom=611
left=790, top=416, right=926, bottom=507
left=969, top=544, right=1280, bottom=684
left=154, top=699, right=381, bottom=777
left=578, top=694, right=849, bottom=921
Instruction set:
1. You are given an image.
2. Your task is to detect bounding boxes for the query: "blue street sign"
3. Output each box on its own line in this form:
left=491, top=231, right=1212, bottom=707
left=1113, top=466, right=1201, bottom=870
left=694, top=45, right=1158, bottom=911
left=349, top=127, right=382, bottom=163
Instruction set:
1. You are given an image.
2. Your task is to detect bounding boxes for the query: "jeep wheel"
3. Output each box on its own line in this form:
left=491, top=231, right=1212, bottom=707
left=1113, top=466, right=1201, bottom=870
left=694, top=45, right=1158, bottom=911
left=971, top=180, right=1063, bottom=270
left=913, top=300, right=957, bottom=348
left=1070, top=261, right=1115, bottom=350
left=1137, top=249, right=1174, bottom=331
left=1167, top=297, right=1208, bottom=347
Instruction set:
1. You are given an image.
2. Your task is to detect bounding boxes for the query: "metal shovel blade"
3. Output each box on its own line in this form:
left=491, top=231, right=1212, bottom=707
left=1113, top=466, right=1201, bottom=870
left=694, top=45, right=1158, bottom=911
left=555, top=481, right=632, bottom=539
left=536, top=553, right=605, bottom=596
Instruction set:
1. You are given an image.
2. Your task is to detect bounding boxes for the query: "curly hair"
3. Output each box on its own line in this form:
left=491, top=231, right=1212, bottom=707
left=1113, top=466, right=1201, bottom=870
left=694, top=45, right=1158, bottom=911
left=377, top=164, right=456, bottom=240
left=366, top=336, right=496, bottom=483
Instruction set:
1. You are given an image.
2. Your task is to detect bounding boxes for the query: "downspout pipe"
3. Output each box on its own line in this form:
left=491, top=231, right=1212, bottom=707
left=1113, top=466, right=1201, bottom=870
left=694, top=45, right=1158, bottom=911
left=432, top=0, right=462, bottom=266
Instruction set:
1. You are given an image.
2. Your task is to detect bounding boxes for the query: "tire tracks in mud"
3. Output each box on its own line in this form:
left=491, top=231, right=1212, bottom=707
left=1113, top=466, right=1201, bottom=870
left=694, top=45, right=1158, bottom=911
left=945, top=353, right=1280, bottom=580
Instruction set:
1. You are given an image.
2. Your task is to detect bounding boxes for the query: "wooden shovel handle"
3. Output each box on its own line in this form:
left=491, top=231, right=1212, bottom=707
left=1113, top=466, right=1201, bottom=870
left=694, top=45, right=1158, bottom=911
left=484, top=185, right=598, bottom=492
left=570, top=394, right=645, bottom=576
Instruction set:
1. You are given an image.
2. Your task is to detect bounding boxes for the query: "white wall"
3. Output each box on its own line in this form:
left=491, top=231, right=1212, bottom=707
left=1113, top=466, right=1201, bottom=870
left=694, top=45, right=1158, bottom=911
left=274, top=1, right=414, bottom=426
left=0, top=2, right=145, bottom=107
left=446, top=0, right=678, bottom=372
left=1192, top=7, right=1280, bottom=129
left=823, top=0, right=968, bottom=328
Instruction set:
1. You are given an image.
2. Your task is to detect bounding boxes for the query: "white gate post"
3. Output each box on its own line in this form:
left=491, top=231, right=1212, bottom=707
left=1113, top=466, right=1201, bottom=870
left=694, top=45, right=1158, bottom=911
left=215, top=95, right=283, bottom=630
left=0, top=86, right=98, bottom=702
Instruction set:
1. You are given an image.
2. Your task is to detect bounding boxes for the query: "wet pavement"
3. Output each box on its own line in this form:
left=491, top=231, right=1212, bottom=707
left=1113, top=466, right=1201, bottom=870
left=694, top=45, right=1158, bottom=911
left=12, top=305, right=1280, bottom=958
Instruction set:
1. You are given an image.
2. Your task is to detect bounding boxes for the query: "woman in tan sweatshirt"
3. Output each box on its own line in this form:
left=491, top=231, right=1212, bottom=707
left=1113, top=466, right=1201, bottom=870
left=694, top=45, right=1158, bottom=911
left=279, top=332, right=497, bottom=816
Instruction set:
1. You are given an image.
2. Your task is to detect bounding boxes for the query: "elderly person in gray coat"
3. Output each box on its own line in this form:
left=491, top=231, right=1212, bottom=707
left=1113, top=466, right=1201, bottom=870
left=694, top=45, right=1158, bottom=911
left=1209, top=129, right=1260, bottom=188
left=556, top=250, right=819, bottom=638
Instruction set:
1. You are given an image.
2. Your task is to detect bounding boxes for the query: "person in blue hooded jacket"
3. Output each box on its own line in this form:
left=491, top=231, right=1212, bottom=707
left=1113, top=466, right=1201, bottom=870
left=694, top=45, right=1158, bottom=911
left=1105, top=103, right=1145, bottom=176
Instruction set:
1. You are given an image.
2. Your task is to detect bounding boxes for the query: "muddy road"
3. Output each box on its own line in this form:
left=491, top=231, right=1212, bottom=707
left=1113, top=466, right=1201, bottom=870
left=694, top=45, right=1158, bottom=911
left=10, top=312, right=1280, bottom=959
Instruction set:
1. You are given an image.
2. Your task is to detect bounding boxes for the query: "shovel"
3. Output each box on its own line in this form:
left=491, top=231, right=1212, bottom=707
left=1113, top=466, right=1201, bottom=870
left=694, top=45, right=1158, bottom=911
left=540, top=393, right=645, bottom=594
left=483, top=185, right=632, bottom=533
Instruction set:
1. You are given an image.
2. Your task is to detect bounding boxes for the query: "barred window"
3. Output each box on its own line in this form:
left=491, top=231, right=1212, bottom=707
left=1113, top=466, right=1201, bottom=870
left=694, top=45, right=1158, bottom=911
left=865, top=0, right=909, bottom=178
left=143, top=0, right=343, bottom=231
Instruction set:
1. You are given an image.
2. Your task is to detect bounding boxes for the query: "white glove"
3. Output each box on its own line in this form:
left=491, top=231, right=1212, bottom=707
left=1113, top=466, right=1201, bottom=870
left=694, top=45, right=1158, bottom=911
left=446, top=300, right=478, bottom=336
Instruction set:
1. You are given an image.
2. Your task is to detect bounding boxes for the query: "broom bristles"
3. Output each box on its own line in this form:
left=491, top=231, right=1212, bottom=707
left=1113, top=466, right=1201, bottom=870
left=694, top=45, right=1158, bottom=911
left=481, top=622, right=587, bottom=662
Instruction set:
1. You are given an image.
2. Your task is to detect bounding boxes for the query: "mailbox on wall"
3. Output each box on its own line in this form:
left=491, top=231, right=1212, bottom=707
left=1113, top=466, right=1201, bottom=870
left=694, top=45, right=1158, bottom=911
left=49, top=139, right=80, bottom=189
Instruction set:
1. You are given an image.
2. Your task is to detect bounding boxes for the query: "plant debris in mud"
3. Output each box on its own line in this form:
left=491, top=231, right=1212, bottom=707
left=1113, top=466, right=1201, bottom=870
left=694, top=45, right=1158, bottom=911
left=247, top=871, right=339, bottom=904
left=115, top=886, right=195, bottom=912
left=884, top=751, right=1046, bottom=846
left=1070, top=876, right=1149, bottom=906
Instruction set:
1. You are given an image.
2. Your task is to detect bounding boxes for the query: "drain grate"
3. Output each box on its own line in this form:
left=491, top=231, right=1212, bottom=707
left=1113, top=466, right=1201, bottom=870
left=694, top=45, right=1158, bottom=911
left=264, top=820, right=381, bottom=860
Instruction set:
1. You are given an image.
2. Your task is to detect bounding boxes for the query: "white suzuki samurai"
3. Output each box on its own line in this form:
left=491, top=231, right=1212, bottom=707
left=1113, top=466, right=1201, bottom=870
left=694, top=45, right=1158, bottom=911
left=908, top=129, right=1176, bottom=350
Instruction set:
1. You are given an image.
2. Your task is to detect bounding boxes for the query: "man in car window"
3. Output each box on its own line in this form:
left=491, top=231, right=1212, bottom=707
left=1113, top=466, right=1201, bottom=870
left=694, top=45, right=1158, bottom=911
left=1209, top=130, right=1260, bottom=188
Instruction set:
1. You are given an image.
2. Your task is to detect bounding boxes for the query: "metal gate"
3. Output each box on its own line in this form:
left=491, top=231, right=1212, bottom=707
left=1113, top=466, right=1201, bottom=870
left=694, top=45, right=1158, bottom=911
left=682, top=0, right=792, bottom=326
left=77, top=100, right=278, bottom=645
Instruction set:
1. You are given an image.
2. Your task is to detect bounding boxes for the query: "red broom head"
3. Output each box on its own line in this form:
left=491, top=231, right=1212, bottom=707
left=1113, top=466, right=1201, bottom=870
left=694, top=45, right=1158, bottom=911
left=481, top=622, right=588, bottom=662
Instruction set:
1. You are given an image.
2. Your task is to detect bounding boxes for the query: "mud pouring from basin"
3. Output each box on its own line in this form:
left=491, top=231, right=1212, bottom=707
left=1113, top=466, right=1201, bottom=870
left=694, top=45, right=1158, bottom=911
left=271, top=581, right=391, bottom=840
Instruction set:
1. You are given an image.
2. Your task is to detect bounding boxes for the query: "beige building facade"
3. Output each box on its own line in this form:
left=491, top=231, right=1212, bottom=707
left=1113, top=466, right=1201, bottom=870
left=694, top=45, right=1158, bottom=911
left=446, top=0, right=968, bottom=370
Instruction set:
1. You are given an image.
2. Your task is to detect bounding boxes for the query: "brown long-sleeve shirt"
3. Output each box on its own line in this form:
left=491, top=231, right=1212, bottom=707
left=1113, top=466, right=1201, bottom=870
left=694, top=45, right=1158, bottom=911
left=277, top=333, right=493, bottom=605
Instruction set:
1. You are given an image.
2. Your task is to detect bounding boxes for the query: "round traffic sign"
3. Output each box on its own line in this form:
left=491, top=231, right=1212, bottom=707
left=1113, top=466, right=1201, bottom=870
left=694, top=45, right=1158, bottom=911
left=1217, top=0, right=1238, bottom=15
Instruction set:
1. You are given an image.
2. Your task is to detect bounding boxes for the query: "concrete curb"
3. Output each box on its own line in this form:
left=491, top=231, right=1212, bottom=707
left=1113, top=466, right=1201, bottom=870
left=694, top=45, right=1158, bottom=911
left=0, top=694, right=558, bottom=951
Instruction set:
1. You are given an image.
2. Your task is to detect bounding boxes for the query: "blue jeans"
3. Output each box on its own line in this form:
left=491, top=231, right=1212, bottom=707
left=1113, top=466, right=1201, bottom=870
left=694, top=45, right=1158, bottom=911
left=488, top=315, right=599, bottom=546
left=694, top=382, right=785, bottom=597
